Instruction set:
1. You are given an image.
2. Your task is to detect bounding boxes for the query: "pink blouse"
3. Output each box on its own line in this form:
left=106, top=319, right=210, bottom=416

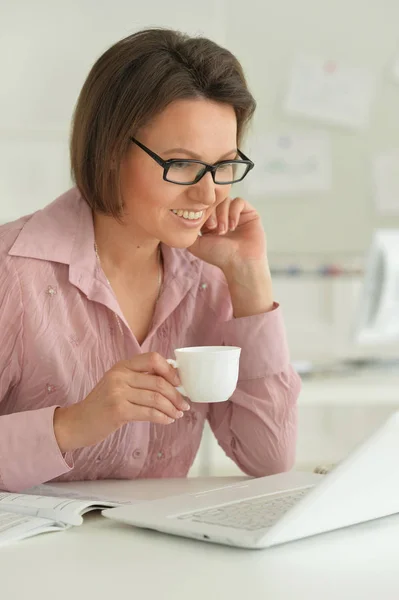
left=0, top=188, right=300, bottom=492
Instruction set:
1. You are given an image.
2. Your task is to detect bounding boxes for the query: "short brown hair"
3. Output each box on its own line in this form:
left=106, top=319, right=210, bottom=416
left=70, top=28, right=256, bottom=217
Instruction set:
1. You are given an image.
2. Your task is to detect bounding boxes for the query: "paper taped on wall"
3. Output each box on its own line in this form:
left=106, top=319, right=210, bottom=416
left=284, top=54, right=376, bottom=129
left=247, top=132, right=331, bottom=195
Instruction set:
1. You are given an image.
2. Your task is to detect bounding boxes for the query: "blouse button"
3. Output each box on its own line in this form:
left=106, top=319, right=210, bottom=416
left=185, top=411, right=197, bottom=425
left=157, top=451, right=165, bottom=460
left=132, top=448, right=142, bottom=459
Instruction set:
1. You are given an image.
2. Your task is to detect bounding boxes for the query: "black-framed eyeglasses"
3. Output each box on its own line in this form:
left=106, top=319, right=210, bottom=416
left=130, top=137, right=255, bottom=185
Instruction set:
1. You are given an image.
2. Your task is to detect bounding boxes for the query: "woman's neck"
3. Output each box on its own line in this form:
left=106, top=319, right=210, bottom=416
left=93, top=212, right=161, bottom=279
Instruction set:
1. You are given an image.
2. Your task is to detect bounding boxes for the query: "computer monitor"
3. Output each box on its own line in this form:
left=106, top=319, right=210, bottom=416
left=354, top=230, right=399, bottom=346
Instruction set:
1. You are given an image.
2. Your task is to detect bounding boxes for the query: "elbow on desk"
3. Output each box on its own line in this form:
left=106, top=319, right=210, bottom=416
left=247, top=368, right=299, bottom=477
left=247, top=455, right=295, bottom=479
left=233, top=381, right=299, bottom=478
left=233, top=439, right=297, bottom=479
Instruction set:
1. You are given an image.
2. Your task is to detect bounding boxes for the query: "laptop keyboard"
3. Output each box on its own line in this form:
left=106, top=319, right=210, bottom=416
left=176, top=488, right=311, bottom=531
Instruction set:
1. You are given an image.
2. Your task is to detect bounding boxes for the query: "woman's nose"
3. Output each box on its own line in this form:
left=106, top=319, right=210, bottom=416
left=188, top=172, right=216, bottom=206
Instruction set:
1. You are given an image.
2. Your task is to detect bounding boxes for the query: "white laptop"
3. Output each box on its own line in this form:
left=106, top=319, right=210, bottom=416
left=103, top=410, right=399, bottom=549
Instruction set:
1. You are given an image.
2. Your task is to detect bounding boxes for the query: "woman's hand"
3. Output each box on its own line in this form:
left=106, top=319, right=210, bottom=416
left=189, top=196, right=275, bottom=317
left=53, top=353, right=190, bottom=453
left=188, top=196, right=267, bottom=274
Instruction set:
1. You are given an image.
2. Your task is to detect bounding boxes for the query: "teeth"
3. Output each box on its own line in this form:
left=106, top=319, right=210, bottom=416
left=171, top=209, right=204, bottom=220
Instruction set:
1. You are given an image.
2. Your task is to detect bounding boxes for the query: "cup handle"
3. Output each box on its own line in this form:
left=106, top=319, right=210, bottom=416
left=166, top=359, right=187, bottom=396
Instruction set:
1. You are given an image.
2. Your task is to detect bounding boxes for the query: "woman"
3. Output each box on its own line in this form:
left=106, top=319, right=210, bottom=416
left=0, top=28, right=300, bottom=493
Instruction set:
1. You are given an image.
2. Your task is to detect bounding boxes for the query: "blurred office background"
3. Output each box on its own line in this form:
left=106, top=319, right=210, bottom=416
left=1, top=0, right=399, bottom=475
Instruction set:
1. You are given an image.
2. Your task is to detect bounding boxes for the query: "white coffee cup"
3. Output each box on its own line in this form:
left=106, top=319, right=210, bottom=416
left=167, top=346, right=241, bottom=403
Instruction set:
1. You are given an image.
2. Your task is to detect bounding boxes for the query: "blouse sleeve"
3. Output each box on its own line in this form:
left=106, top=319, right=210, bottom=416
left=0, top=251, right=72, bottom=492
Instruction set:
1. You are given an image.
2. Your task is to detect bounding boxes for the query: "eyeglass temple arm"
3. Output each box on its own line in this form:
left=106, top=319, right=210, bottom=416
left=130, top=137, right=166, bottom=167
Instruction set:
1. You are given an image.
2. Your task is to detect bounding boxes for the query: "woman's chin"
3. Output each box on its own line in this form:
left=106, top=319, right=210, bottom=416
left=161, top=230, right=200, bottom=249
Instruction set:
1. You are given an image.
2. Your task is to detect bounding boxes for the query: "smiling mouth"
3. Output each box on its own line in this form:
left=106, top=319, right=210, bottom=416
left=170, top=209, right=204, bottom=221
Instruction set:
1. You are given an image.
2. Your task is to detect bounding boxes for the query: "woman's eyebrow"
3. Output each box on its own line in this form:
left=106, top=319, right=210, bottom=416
left=163, top=147, right=238, bottom=160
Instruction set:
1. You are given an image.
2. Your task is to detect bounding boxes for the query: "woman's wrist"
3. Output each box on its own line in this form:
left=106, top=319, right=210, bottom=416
left=54, top=406, right=77, bottom=454
left=223, top=260, right=274, bottom=318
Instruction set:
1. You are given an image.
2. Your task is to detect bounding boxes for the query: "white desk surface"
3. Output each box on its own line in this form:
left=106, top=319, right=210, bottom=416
left=2, top=477, right=399, bottom=600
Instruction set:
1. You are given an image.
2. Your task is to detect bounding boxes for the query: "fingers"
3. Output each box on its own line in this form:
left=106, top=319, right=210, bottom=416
left=123, top=352, right=181, bottom=387
left=215, top=197, right=231, bottom=234
left=202, top=197, right=230, bottom=233
left=130, top=406, right=177, bottom=425
left=227, top=197, right=245, bottom=231
left=127, top=372, right=190, bottom=413
left=126, top=387, right=186, bottom=422
left=203, top=211, right=218, bottom=231
left=202, top=197, right=245, bottom=235
left=117, top=353, right=191, bottom=426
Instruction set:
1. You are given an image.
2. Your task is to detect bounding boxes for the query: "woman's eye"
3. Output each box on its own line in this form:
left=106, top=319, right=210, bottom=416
left=171, top=161, right=192, bottom=170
